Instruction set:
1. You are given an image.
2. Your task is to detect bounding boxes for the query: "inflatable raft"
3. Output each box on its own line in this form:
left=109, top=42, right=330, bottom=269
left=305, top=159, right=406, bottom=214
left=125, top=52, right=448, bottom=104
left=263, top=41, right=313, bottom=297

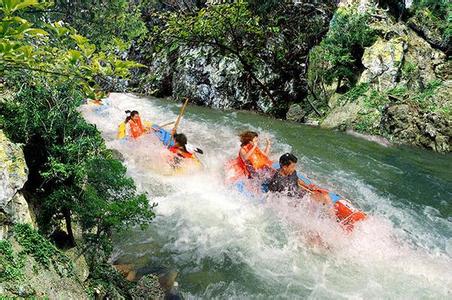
left=227, top=161, right=366, bottom=231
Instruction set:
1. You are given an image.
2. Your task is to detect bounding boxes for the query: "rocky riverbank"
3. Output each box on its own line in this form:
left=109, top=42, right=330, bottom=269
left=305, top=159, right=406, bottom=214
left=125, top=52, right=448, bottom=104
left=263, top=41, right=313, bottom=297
left=0, top=129, right=166, bottom=299
left=131, top=0, right=450, bottom=152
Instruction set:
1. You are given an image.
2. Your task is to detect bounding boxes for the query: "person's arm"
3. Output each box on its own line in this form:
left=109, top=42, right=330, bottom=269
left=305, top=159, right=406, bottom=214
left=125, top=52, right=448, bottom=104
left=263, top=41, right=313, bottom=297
left=264, top=138, right=271, bottom=155
left=240, top=143, right=257, bottom=161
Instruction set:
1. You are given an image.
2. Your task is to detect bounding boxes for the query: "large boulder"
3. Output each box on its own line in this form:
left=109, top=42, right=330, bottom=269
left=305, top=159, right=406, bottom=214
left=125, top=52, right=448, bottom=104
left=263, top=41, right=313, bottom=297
left=360, top=37, right=407, bottom=90
left=0, top=130, right=32, bottom=239
left=172, top=46, right=253, bottom=109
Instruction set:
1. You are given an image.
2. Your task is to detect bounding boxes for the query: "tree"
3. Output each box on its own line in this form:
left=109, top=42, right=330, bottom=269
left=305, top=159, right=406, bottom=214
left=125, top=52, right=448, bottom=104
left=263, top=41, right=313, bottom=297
left=1, top=0, right=155, bottom=258
left=1, top=0, right=142, bottom=98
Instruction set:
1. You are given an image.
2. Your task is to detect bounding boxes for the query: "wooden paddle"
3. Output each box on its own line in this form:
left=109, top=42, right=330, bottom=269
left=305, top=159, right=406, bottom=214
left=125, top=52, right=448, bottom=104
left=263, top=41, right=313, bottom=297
left=169, top=98, right=189, bottom=144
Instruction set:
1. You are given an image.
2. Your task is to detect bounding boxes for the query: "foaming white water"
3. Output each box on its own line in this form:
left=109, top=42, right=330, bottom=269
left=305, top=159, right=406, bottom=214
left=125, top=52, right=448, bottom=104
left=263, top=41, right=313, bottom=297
left=81, top=93, right=452, bottom=298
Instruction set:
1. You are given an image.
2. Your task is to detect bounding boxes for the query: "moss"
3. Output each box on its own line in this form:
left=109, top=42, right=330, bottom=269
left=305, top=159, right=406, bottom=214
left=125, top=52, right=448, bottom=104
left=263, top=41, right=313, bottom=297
left=13, top=224, right=74, bottom=278
left=0, top=240, right=26, bottom=283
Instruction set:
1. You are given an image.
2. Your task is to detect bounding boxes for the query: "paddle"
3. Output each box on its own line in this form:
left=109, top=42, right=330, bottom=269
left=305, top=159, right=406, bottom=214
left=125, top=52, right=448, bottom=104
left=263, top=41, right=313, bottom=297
left=172, top=98, right=189, bottom=136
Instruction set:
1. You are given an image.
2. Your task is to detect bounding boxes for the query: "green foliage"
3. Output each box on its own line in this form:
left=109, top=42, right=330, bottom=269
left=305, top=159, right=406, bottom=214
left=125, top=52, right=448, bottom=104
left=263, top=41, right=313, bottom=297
left=0, top=240, right=26, bottom=282
left=1, top=0, right=142, bottom=99
left=338, top=83, right=370, bottom=105
left=86, top=262, right=134, bottom=298
left=0, top=78, right=156, bottom=260
left=410, top=0, right=451, bottom=44
left=45, top=0, right=148, bottom=51
left=308, top=7, right=378, bottom=112
left=79, top=158, right=156, bottom=257
left=13, top=224, right=74, bottom=276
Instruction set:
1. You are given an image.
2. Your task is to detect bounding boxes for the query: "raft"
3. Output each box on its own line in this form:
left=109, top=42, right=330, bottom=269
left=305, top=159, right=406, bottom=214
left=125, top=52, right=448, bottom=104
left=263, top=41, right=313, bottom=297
left=228, top=162, right=366, bottom=231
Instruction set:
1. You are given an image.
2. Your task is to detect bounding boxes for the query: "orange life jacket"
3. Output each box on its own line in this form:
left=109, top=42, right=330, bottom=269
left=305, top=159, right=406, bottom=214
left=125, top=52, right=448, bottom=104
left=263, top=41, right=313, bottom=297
left=241, top=143, right=272, bottom=171
left=169, top=146, right=194, bottom=159
left=129, top=117, right=145, bottom=139
left=225, top=144, right=273, bottom=182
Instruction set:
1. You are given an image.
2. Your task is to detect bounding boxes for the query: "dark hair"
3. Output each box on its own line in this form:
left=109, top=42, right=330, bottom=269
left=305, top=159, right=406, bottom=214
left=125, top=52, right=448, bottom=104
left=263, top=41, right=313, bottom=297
left=125, top=110, right=139, bottom=123
left=239, top=131, right=258, bottom=147
left=174, top=133, right=188, bottom=152
left=279, top=153, right=297, bottom=167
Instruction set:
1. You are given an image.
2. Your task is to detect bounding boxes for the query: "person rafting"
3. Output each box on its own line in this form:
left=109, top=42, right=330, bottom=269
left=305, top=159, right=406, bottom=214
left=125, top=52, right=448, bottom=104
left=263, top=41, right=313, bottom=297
left=267, top=153, right=308, bottom=199
left=117, top=110, right=149, bottom=139
left=168, top=133, right=199, bottom=168
left=239, top=131, right=274, bottom=178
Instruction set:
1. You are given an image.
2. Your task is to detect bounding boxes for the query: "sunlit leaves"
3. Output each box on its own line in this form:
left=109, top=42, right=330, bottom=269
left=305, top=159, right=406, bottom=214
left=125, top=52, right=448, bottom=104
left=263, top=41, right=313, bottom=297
left=1, top=0, right=143, bottom=98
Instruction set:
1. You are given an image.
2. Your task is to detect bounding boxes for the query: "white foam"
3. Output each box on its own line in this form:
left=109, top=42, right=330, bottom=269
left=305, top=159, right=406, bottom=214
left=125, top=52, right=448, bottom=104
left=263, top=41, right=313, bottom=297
left=81, top=93, right=452, bottom=298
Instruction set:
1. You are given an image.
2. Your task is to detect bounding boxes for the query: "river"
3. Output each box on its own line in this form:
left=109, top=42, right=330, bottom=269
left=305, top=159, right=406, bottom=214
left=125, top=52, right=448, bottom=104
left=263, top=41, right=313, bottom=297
left=81, top=93, right=452, bottom=299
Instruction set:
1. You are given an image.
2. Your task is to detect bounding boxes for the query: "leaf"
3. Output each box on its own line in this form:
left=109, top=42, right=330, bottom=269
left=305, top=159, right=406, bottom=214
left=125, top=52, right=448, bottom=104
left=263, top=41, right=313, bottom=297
left=23, top=28, right=48, bottom=36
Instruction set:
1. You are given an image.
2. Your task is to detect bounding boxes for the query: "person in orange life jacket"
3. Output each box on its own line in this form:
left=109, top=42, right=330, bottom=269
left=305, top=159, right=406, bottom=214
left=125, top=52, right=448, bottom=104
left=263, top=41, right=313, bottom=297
left=239, top=131, right=273, bottom=179
left=126, top=110, right=149, bottom=139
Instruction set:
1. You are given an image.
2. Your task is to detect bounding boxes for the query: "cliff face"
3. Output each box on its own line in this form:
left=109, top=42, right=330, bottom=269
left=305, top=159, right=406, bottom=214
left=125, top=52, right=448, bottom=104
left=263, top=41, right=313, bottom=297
left=0, top=130, right=32, bottom=239
left=133, top=1, right=336, bottom=117
left=0, top=130, right=89, bottom=298
left=318, top=0, right=450, bottom=152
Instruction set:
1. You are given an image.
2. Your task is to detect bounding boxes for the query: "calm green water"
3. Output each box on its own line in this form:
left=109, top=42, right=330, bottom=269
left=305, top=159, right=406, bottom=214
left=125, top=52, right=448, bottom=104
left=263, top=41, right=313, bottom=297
left=82, top=93, right=452, bottom=299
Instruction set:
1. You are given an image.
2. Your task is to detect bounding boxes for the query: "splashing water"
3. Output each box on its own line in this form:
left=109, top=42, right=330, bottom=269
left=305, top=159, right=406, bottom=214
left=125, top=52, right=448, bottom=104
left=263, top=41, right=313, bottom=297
left=81, top=93, right=452, bottom=299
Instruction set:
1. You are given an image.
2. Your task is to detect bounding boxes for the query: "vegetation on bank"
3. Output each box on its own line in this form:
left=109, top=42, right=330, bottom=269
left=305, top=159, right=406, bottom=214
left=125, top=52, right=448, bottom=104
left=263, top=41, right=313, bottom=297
left=137, top=0, right=336, bottom=117
left=1, top=0, right=156, bottom=297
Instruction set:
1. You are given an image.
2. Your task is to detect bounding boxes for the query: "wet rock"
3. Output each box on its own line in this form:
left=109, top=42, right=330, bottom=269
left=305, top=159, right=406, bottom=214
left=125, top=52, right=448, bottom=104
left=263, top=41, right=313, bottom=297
left=382, top=103, right=451, bottom=152
left=172, top=46, right=252, bottom=110
left=114, top=263, right=138, bottom=281
left=130, top=274, right=165, bottom=300
left=286, top=104, right=305, bottom=122
left=321, top=99, right=363, bottom=129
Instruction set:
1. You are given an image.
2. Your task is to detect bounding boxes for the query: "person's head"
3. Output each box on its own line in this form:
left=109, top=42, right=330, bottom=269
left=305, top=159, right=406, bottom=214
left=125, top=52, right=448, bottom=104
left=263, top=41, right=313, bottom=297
left=239, top=131, right=258, bottom=147
left=279, top=153, right=298, bottom=175
left=131, top=110, right=140, bottom=121
left=125, top=110, right=132, bottom=123
left=174, top=133, right=188, bottom=150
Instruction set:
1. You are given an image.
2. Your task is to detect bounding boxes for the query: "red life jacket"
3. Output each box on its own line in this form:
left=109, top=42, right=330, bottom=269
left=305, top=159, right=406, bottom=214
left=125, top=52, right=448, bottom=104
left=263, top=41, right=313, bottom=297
left=129, top=117, right=145, bottom=139
left=169, top=146, right=194, bottom=159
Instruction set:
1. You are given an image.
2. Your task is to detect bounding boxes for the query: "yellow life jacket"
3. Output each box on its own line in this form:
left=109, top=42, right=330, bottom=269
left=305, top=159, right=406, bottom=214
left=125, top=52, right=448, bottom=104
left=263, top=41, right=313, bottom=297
left=117, top=122, right=126, bottom=139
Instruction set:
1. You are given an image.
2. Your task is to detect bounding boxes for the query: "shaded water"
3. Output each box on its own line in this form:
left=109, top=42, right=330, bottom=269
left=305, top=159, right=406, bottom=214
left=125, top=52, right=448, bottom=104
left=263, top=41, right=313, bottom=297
left=81, top=93, right=452, bottom=299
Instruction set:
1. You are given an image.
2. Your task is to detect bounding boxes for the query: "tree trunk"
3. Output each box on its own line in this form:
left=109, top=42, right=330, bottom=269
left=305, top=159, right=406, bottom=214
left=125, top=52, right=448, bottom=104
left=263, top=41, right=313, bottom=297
left=63, top=208, right=75, bottom=247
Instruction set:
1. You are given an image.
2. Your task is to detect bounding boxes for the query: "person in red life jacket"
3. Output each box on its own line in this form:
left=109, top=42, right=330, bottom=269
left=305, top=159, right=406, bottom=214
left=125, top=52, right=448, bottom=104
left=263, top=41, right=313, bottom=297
left=238, top=131, right=274, bottom=179
left=168, top=133, right=195, bottom=168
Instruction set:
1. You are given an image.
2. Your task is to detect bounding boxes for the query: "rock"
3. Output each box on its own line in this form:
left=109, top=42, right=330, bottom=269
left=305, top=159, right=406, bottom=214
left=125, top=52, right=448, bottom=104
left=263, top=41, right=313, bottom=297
left=321, top=100, right=363, bottom=129
left=172, top=46, right=252, bottom=110
left=360, top=37, right=407, bottom=91
left=114, top=263, right=137, bottom=281
left=286, top=104, right=305, bottom=122
left=382, top=103, right=451, bottom=152
left=1, top=238, right=88, bottom=299
left=407, top=9, right=450, bottom=53
left=129, top=274, right=165, bottom=300
left=0, top=130, right=30, bottom=239
left=65, top=248, right=90, bottom=282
